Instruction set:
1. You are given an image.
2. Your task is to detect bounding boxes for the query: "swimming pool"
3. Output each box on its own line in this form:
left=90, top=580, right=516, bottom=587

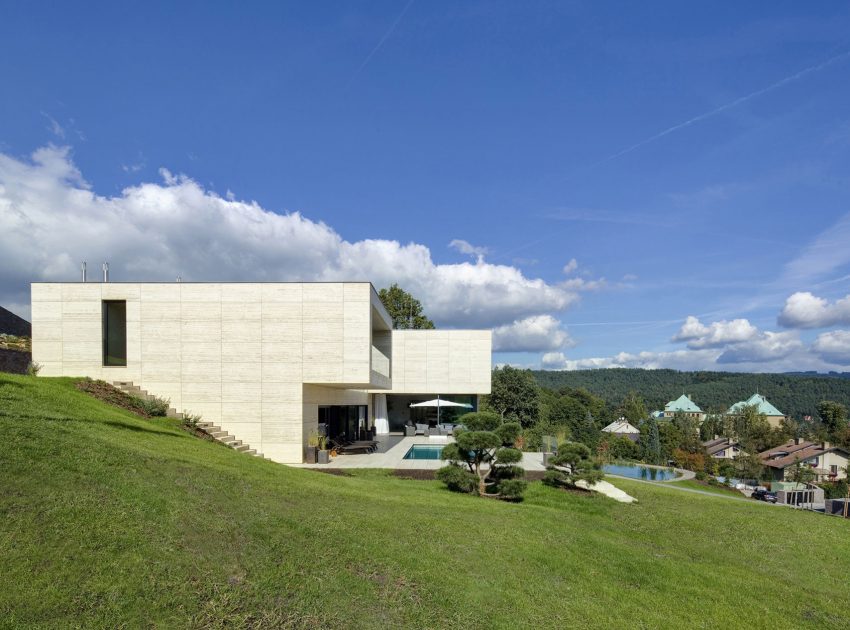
left=602, top=463, right=679, bottom=481
left=403, top=445, right=445, bottom=460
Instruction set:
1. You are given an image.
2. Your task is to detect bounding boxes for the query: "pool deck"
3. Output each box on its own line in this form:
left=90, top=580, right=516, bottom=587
left=292, top=435, right=548, bottom=471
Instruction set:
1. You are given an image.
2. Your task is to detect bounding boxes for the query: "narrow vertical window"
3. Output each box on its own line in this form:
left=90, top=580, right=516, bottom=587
left=102, top=300, right=127, bottom=366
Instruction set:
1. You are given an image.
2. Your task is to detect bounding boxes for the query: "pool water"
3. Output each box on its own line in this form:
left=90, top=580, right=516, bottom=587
left=403, top=445, right=445, bottom=460
left=602, top=463, right=679, bottom=481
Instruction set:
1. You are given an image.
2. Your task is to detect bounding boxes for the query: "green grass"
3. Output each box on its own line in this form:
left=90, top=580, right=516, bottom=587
left=2, top=373, right=849, bottom=629
left=671, top=478, right=749, bottom=496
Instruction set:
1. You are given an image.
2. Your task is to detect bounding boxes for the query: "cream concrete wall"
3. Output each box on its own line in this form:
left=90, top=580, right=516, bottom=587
left=31, top=282, right=392, bottom=464
left=382, top=329, right=492, bottom=395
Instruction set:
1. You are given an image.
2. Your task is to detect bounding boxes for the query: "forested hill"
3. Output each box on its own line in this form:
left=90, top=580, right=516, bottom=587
left=531, top=369, right=850, bottom=420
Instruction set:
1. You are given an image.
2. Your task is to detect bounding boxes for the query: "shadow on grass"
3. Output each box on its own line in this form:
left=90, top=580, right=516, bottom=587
left=103, top=419, right=186, bottom=437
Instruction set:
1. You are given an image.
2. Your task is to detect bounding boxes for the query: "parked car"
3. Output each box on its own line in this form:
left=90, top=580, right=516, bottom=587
left=751, top=489, right=778, bottom=503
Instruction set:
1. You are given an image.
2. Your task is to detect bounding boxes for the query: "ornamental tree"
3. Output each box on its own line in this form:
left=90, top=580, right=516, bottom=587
left=437, top=411, right=527, bottom=500
left=543, top=441, right=604, bottom=490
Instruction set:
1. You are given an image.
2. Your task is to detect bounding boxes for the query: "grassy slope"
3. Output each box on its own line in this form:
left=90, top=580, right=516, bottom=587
left=2, top=374, right=848, bottom=629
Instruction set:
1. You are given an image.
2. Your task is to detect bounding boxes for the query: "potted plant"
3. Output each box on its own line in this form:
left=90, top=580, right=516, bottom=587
left=317, top=435, right=330, bottom=464
left=306, top=430, right=319, bottom=463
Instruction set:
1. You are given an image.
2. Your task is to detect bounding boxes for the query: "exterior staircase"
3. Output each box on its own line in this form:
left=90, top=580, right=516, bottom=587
left=112, top=381, right=264, bottom=459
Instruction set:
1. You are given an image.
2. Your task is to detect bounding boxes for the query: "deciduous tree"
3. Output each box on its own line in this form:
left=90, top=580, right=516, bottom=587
left=377, top=283, right=435, bottom=329
left=483, top=366, right=540, bottom=426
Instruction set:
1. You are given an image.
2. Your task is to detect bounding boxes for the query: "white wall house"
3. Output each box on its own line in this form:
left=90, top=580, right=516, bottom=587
left=30, top=282, right=492, bottom=463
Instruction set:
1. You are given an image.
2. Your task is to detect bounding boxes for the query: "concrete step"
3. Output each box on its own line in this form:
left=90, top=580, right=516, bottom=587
left=234, top=444, right=250, bottom=452
left=222, top=439, right=241, bottom=447
left=244, top=449, right=257, bottom=456
left=210, top=431, right=229, bottom=438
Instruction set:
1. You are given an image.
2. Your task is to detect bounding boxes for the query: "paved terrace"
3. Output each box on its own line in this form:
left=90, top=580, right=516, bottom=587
left=292, top=435, right=548, bottom=471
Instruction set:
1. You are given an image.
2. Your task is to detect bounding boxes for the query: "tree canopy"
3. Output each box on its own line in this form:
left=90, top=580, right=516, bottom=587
left=377, top=284, right=435, bottom=330
left=482, top=366, right=540, bottom=427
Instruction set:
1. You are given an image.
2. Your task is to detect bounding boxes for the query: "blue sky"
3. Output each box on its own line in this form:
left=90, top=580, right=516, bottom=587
left=2, top=1, right=850, bottom=371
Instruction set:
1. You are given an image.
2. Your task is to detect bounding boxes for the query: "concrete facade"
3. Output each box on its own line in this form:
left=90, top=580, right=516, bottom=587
left=381, top=330, right=492, bottom=395
left=31, top=282, right=492, bottom=464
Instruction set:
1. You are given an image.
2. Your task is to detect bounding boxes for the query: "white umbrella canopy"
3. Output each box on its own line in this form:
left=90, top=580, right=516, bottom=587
left=409, top=397, right=473, bottom=423
left=409, top=399, right=473, bottom=409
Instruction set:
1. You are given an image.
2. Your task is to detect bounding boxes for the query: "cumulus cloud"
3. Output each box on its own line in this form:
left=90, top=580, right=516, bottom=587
left=562, top=258, right=578, bottom=274
left=0, top=146, right=587, bottom=337
left=812, top=330, right=850, bottom=363
left=542, top=349, right=722, bottom=371
left=716, top=331, right=802, bottom=364
left=492, top=315, right=575, bottom=352
left=778, top=291, right=850, bottom=329
left=671, top=315, right=759, bottom=349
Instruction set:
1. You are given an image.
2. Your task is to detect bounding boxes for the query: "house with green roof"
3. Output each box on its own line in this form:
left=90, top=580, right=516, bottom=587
left=663, top=394, right=705, bottom=423
left=727, top=393, right=787, bottom=428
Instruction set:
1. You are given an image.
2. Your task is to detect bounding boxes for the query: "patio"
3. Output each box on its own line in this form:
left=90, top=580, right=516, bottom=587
left=294, top=434, right=548, bottom=471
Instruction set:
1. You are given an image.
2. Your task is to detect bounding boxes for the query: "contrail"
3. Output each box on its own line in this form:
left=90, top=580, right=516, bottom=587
left=346, top=0, right=415, bottom=89
left=587, top=49, right=850, bottom=169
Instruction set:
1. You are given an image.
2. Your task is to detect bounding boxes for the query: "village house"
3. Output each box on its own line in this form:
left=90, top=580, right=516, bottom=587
left=703, top=436, right=745, bottom=460
left=758, top=439, right=850, bottom=483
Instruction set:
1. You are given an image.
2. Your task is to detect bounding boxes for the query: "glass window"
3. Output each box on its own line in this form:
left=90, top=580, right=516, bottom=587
left=102, top=300, right=127, bottom=366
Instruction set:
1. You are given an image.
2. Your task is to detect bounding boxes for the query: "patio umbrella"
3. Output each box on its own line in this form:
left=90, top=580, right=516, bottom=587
left=409, top=396, right=473, bottom=423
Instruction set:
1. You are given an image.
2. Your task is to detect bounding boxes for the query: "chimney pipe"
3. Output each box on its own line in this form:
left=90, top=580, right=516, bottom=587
left=102, top=262, right=109, bottom=283
left=81, top=261, right=87, bottom=283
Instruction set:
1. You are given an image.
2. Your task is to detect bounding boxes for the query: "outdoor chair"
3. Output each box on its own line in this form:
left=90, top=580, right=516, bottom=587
left=415, top=423, right=428, bottom=436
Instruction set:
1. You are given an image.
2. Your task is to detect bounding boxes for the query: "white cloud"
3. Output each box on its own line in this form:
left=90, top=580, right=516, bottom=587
left=812, top=330, right=850, bottom=363
left=781, top=211, right=850, bottom=286
left=41, top=112, right=65, bottom=139
left=0, top=146, right=582, bottom=330
left=541, top=351, right=569, bottom=368
left=671, top=315, right=759, bottom=349
left=448, top=239, right=488, bottom=260
left=543, top=349, right=722, bottom=371
left=492, top=315, right=575, bottom=352
left=716, top=331, right=802, bottom=363
left=562, top=258, right=578, bottom=274
left=778, top=291, right=850, bottom=329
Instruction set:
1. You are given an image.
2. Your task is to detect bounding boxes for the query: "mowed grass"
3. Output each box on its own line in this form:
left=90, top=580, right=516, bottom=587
left=1, top=374, right=848, bottom=629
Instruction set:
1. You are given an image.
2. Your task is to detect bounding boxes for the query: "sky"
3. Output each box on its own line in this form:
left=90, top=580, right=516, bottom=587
left=2, top=1, right=850, bottom=373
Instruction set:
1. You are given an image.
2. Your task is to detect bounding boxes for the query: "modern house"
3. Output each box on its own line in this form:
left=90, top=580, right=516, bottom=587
left=758, top=439, right=849, bottom=483
left=703, top=436, right=745, bottom=460
left=30, top=282, right=492, bottom=464
left=601, top=417, right=640, bottom=442
left=663, top=394, right=705, bottom=423
left=727, top=393, right=786, bottom=428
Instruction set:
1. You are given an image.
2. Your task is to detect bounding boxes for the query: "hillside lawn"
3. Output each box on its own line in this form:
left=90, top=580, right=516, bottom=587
left=2, top=373, right=848, bottom=629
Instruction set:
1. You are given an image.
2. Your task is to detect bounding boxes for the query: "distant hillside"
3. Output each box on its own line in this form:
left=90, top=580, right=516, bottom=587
left=532, top=368, right=850, bottom=419
left=0, top=306, right=30, bottom=337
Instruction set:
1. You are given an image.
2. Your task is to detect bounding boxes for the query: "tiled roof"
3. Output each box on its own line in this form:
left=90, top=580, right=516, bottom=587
left=758, top=440, right=849, bottom=470
left=703, top=437, right=742, bottom=456
left=727, top=393, right=784, bottom=417
left=602, top=419, right=640, bottom=434
left=664, top=394, right=703, bottom=413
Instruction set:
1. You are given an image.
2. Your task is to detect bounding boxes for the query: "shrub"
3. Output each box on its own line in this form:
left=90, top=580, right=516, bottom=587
left=435, top=465, right=477, bottom=493
left=821, top=480, right=848, bottom=500
left=26, top=361, right=42, bottom=377
left=695, top=471, right=707, bottom=481
left=544, top=441, right=604, bottom=490
left=135, top=395, right=170, bottom=417
left=182, top=412, right=202, bottom=429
